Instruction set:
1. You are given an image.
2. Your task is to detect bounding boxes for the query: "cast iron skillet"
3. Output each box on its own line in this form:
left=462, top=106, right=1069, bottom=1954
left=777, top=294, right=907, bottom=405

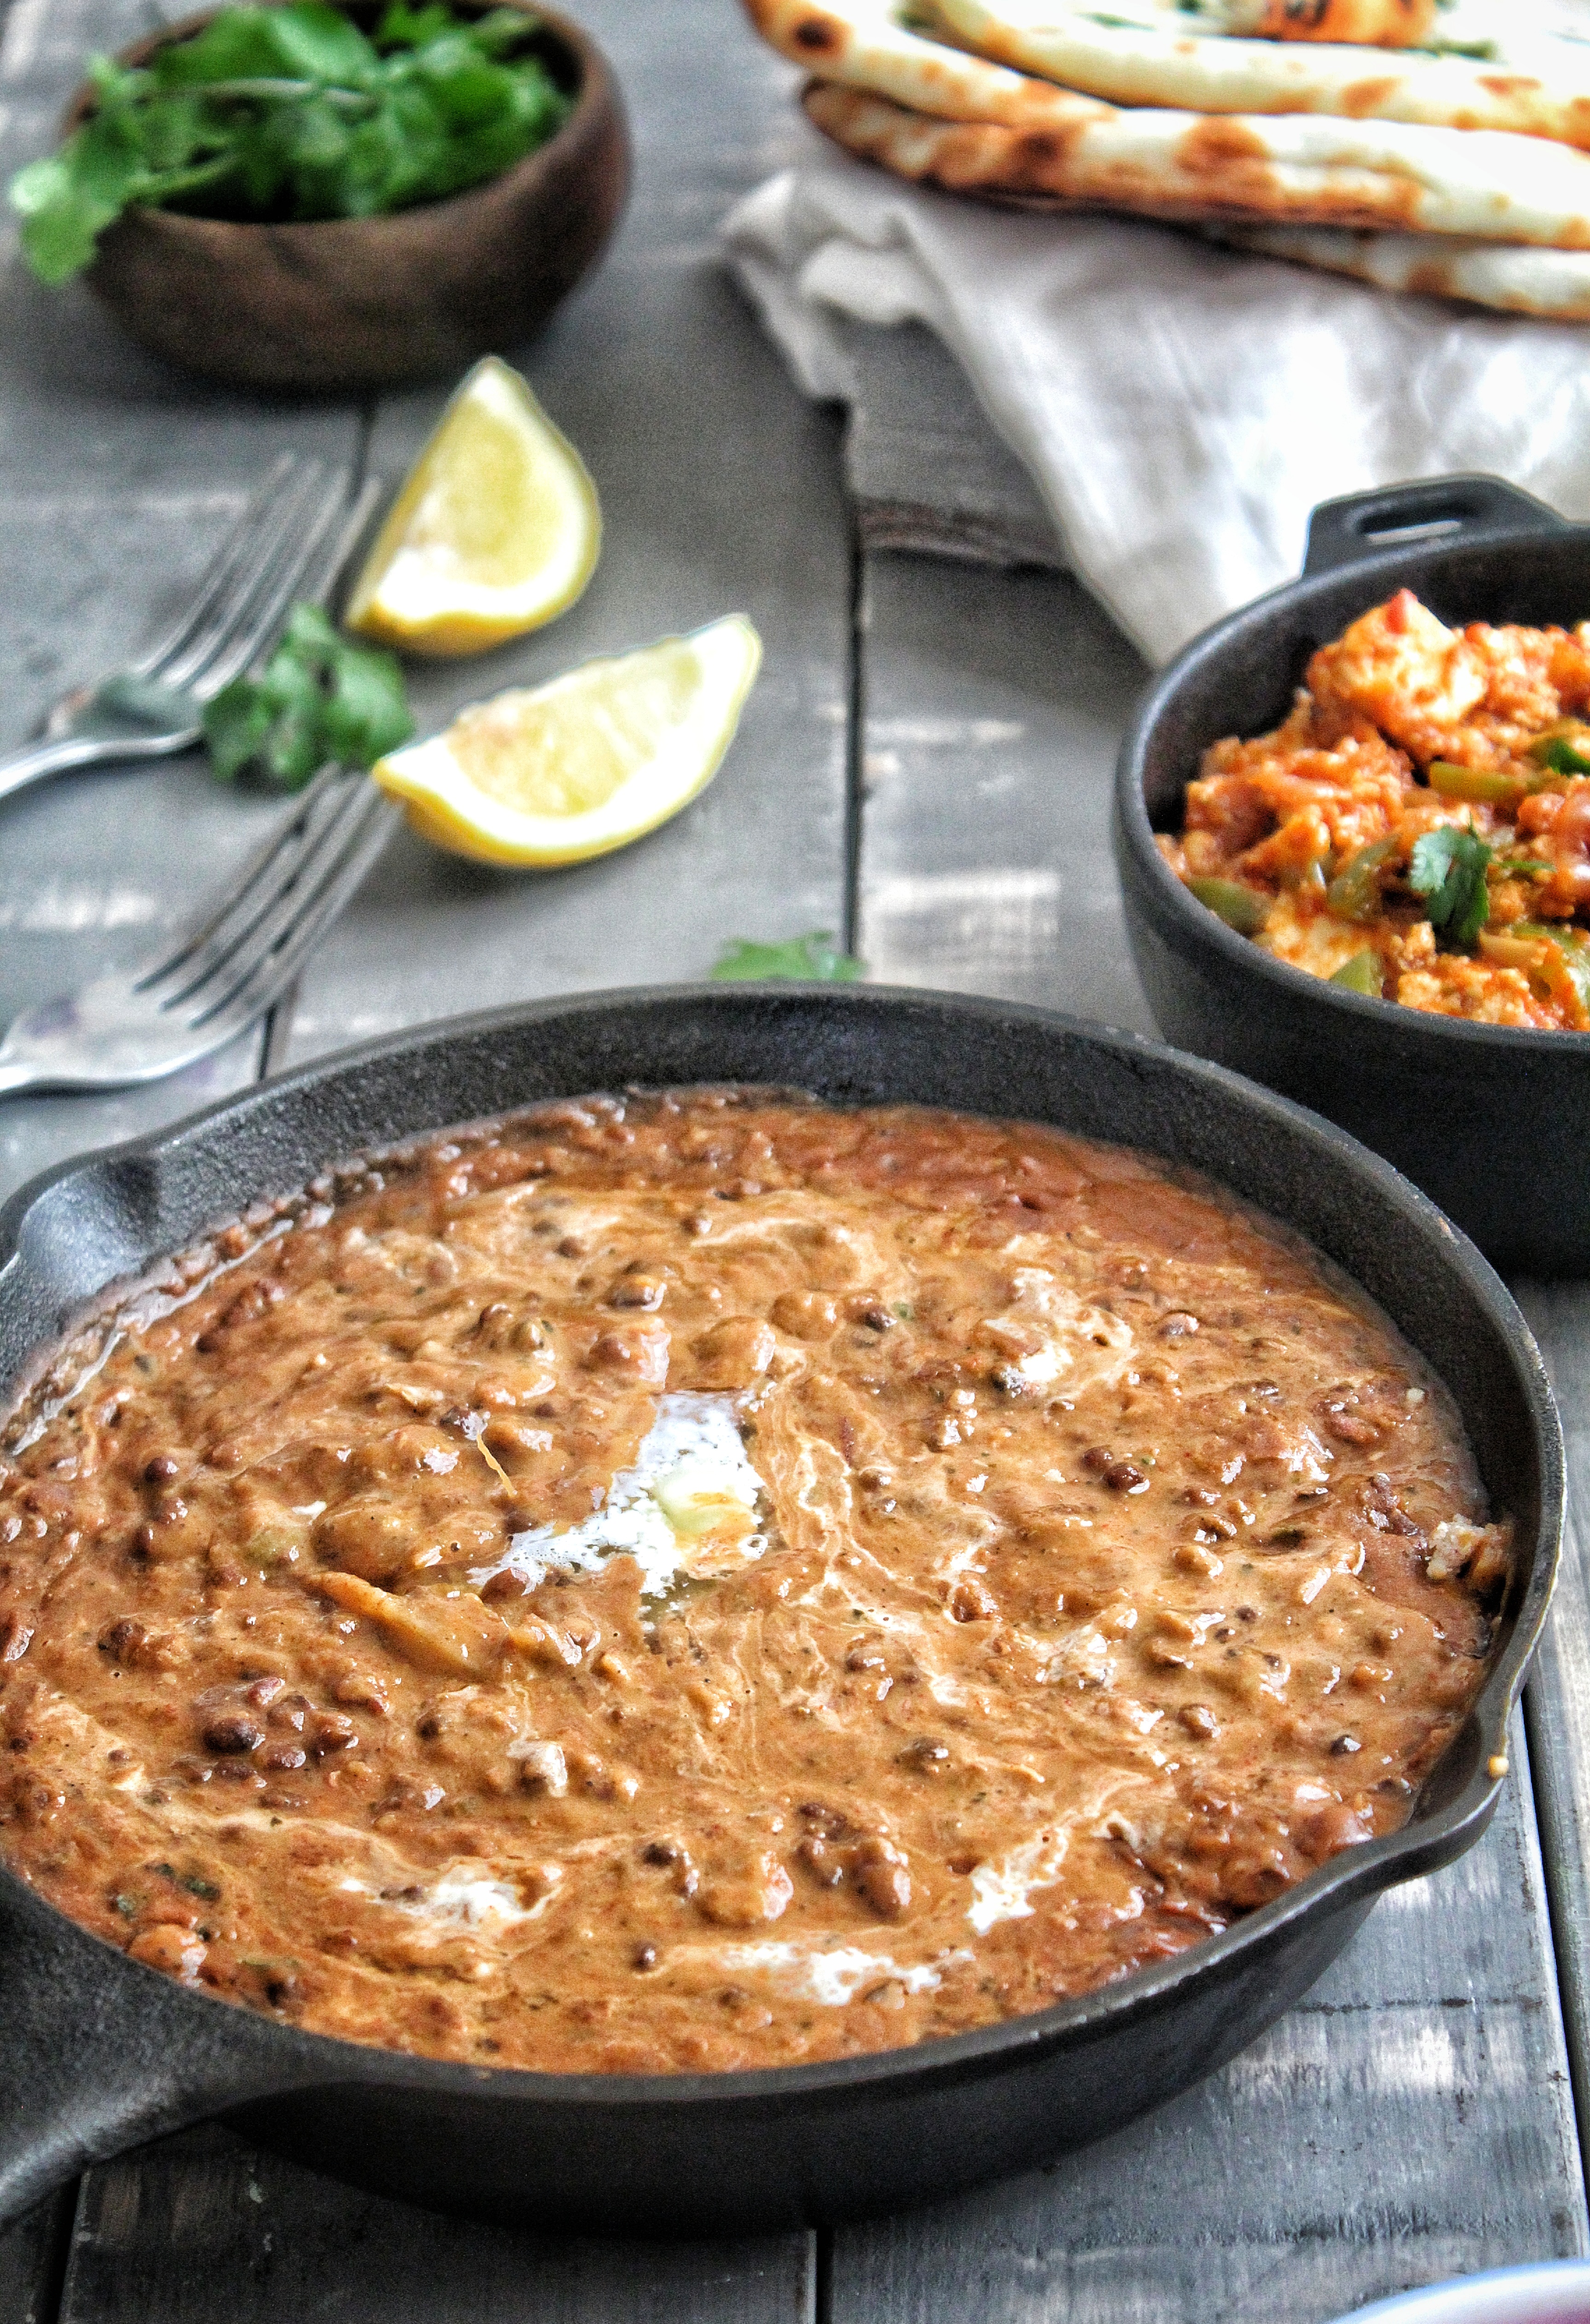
left=0, top=986, right=1560, bottom=2237
left=1114, top=473, right=1590, bottom=1277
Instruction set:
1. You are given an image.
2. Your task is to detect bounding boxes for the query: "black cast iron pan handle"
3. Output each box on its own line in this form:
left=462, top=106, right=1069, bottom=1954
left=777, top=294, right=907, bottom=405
left=0, top=1870, right=313, bottom=2225
left=1303, top=474, right=1568, bottom=578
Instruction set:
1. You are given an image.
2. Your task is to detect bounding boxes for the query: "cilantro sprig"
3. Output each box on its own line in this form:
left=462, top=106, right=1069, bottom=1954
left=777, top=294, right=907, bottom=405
left=1407, top=825, right=1494, bottom=948
left=203, top=603, right=413, bottom=790
left=710, top=933, right=865, bottom=984
left=9, top=2, right=573, bottom=285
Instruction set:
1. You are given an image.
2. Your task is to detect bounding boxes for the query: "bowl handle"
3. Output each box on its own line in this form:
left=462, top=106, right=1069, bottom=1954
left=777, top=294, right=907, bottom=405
left=1302, top=474, right=1568, bottom=578
left=0, top=1879, right=308, bottom=2228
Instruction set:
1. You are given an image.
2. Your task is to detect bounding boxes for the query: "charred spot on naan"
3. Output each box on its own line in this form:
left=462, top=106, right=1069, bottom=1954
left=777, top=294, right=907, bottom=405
left=792, top=9, right=844, bottom=52
left=1175, top=115, right=1274, bottom=174
left=1340, top=77, right=1399, bottom=118
left=804, top=81, right=1439, bottom=235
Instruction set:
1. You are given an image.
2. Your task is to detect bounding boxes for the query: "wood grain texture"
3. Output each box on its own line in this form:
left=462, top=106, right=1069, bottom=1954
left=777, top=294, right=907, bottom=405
left=844, top=321, right=1065, bottom=571
left=0, top=2193, right=71, bottom=2324
left=56, top=2125, right=814, bottom=2324
left=2, top=0, right=1587, bottom=2316
left=855, top=550, right=1153, bottom=1031
left=280, top=0, right=846, bottom=1062
left=1509, top=1282, right=1590, bottom=2143
left=0, top=0, right=367, bottom=1210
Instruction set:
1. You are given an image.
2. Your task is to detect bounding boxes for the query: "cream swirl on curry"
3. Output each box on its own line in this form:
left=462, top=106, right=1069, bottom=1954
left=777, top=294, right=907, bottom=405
left=0, top=1093, right=1508, bottom=2072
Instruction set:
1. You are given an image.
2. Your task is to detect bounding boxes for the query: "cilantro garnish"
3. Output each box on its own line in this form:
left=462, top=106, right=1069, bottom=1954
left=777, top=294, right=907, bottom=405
left=1408, top=825, right=1493, bottom=947
left=203, top=602, right=414, bottom=790
left=1531, top=734, right=1590, bottom=778
left=710, top=932, right=865, bottom=984
left=9, top=3, right=572, bottom=285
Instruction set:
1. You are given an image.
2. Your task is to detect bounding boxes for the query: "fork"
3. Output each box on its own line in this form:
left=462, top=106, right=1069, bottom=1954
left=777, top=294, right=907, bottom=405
left=0, top=456, right=384, bottom=804
left=0, top=765, right=402, bottom=1096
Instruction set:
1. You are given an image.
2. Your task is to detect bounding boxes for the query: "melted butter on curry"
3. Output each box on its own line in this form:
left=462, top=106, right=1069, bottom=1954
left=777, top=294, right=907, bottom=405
left=0, top=1094, right=1509, bottom=2073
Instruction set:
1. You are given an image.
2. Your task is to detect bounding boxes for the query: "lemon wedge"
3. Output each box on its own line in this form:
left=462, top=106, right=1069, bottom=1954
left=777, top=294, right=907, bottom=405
left=343, top=356, right=600, bottom=658
left=371, top=616, right=763, bottom=867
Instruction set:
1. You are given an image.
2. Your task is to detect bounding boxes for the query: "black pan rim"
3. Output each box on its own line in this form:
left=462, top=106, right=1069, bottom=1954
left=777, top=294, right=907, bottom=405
left=0, top=981, right=1560, bottom=2111
left=1115, top=523, right=1590, bottom=1054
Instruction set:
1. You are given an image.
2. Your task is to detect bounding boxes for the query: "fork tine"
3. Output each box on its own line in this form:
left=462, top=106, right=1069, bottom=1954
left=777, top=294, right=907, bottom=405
left=182, top=468, right=387, bottom=702
left=291, top=473, right=388, bottom=623
left=145, top=460, right=327, bottom=692
left=158, top=464, right=338, bottom=697
left=132, top=762, right=351, bottom=990
left=129, top=454, right=306, bottom=683
left=156, top=773, right=374, bottom=1011
left=187, top=789, right=399, bottom=1033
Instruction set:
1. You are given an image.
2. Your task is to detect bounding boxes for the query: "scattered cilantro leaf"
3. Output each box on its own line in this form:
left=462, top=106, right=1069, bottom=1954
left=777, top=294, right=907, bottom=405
left=1532, top=734, right=1590, bottom=777
left=9, top=1, right=573, bottom=282
left=204, top=603, right=413, bottom=790
left=1408, top=825, right=1493, bottom=948
left=709, top=932, right=865, bottom=984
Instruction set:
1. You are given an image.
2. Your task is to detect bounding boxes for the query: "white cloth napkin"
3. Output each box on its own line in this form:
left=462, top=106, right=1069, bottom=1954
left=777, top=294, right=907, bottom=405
left=721, top=143, right=1590, bottom=665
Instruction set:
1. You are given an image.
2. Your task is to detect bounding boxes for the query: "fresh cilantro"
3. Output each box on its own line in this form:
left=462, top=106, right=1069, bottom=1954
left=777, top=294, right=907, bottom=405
left=1408, top=825, right=1493, bottom=947
left=9, top=2, right=572, bottom=283
left=1531, top=734, right=1590, bottom=777
left=1412, top=34, right=1499, bottom=54
left=709, top=932, right=865, bottom=984
left=204, top=602, right=413, bottom=790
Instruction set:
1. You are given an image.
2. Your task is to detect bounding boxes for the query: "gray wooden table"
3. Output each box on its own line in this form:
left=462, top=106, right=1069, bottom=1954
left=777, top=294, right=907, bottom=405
left=1, top=2, right=1588, bottom=2316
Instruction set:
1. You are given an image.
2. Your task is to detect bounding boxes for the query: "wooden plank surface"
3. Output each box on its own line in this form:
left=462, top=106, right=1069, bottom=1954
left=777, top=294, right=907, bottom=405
left=836, top=546, right=1589, bottom=2323
left=0, top=2194, right=70, bottom=2324
left=2, top=0, right=1589, bottom=2314
left=0, top=0, right=364, bottom=1207
left=1509, top=1285, right=1590, bottom=2140
left=844, top=320, right=1065, bottom=573
left=280, top=2, right=844, bottom=1061
left=855, top=552, right=1152, bottom=1028
left=56, top=2126, right=813, bottom=2324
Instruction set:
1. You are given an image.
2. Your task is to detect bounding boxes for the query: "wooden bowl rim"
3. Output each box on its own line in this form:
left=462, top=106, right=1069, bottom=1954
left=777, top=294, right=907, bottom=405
left=62, top=0, right=618, bottom=249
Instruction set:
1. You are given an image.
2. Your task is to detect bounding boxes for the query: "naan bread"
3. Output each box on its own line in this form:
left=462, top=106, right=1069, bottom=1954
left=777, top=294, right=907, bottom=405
left=744, top=0, right=1590, bottom=149
left=801, top=76, right=1590, bottom=248
left=927, top=0, right=1590, bottom=146
left=744, top=0, right=1115, bottom=126
left=1214, top=221, right=1590, bottom=313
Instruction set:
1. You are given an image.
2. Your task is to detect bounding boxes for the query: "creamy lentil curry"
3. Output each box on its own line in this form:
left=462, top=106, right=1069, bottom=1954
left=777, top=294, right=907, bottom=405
left=0, top=1092, right=1509, bottom=2073
left=1161, top=589, right=1590, bottom=1026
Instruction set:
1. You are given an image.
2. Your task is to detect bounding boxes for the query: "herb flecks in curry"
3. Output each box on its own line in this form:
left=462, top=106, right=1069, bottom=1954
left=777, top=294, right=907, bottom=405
left=0, top=1094, right=1508, bottom=2073
left=1161, top=588, right=1590, bottom=1028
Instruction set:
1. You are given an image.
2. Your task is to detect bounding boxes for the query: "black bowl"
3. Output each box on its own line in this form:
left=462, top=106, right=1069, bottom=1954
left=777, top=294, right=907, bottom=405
left=0, top=986, right=1560, bottom=2235
left=1113, top=473, right=1590, bottom=1277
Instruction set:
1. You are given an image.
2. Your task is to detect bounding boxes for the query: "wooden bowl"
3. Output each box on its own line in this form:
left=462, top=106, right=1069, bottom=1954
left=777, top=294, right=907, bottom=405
left=62, top=2, right=630, bottom=392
